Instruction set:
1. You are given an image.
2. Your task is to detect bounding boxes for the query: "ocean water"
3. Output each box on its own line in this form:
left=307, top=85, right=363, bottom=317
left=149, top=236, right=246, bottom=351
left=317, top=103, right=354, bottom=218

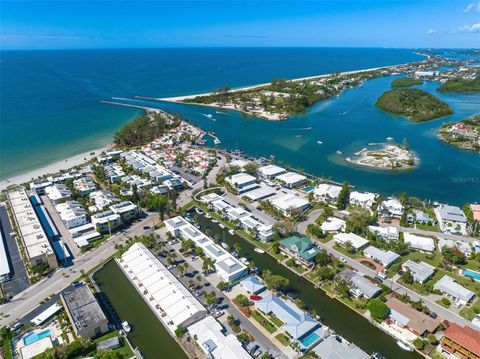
left=1, top=48, right=421, bottom=179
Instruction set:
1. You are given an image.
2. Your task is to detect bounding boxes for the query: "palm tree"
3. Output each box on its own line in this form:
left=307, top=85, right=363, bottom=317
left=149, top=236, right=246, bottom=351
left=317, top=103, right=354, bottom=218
left=157, top=195, right=169, bottom=221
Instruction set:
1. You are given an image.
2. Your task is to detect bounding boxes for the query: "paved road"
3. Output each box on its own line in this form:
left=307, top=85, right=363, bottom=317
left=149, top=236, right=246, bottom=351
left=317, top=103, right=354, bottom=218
left=0, top=204, right=30, bottom=297
left=296, top=208, right=324, bottom=234
left=380, top=223, right=478, bottom=242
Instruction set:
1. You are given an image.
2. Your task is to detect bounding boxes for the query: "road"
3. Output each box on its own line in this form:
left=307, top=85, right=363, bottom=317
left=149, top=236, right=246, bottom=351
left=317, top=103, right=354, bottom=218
left=381, top=223, right=478, bottom=242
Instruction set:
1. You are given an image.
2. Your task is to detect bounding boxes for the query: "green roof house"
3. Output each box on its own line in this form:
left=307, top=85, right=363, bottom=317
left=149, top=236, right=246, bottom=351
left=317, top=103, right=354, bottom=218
left=280, top=236, right=320, bottom=267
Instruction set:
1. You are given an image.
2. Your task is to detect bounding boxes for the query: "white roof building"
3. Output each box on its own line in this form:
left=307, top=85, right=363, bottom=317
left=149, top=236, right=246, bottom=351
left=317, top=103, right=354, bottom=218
left=378, top=199, right=404, bottom=218
left=270, top=194, right=309, bottom=216
left=73, top=177, right=96, bottom=195
left=320, top=217, right=346, bottom=233
left=119, top=243, right=207, bottom=333
left=244, top=187, right=276, bottom=202
left=334, top=233, right=369, bottom=252
left=433, top=275, right=475, bottom=305
left=89, top=190, right=118, bottom=211
left=404, top=233, right=435, bottom=252
left=45, top=184, right=71, bottom=204
left=437, top=238, right=472, bottom=256
left=226, top=173, right=258, bottom=193
left=402, top=260, right=435, bottom=283
left=363, top=246, right=400, bottom=267
left=368, top=225, right=399, bottom=241
left=434, top=205, right=468, bottom=235
left=275, top=172, right=307, bottom=188
left=188, top=316, right=251, bottom=359
left=349, top=191, right=377, bottom=208
left=313, top=184, right=342, bottom=203
left=258, top=164, right=286, bottom=178
left=0, top=230, right=11, bottom=283
left=56, top=201, right=88, bottom=229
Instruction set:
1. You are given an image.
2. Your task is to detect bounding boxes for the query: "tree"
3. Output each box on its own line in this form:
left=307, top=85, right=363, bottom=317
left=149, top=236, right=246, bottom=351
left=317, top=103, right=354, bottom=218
left=286, top=258, right=296, bottom=267
left=236, top=294, right=250, bottom=307
left=413, top=338, right=426, bottom=350
left=317, top=267, right=335, bottom=281
left=336, top=181, right=350, bottom=210
left=217, top=281, right=229, bottom=291
left=181, top=239, right=195, bottom=252
left=401, top=270, right=414, bottom=285
left=175, top=326, right=187, bottom=337
left=442, top=246, right=466, bottom=265
left=205, top=291, right=218, bottom=306
left=368, top=299, right=389, bottom=321
left=233, top=243, right=241, bottom=254
left=315, top=249, right=332, bottom=267
left=202, top=257, right=215, bottom=273
left=271, top=241, right=280, bottom=254
left=243, top=162, right=259, bottom=177
left=157, top=195, right=169, bottom=221
left=262, top=269, right=290, bottom=291
left=346, top=207, right=373, bottom=235
left=334, top=276, right=351, bottom=298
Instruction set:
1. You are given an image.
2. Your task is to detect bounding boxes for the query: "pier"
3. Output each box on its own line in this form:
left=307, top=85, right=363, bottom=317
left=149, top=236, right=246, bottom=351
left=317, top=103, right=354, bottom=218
left=99, top=100, right=165, bottom=113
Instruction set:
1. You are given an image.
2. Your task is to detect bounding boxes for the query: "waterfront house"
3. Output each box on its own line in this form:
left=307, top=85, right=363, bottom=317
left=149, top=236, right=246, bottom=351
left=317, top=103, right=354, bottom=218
left=0, top=231, right=10, bottom=283
left=313, top=183, right=342, bottom=203
left=110, top=201, right=138, bottom=222
left=275, top=171, right=307, bottom=189
left=438, top=238, right=472, bottom=257
left=150, top=184, right=169, bottom=195
left=404, top=233, right=435, bottom=252
left=378, top=199, right=404, bottom=219
left=337, top=269, right=381, bottom=298
left=320, top=217, right=346, bottom=233
left=312, top=334, right=370, bottom=359
left=226, top=173, right=259, bottom=194
left=61, top=284, right=108, bottom=339
left=441, top=323, right=480, bottom=359
left=433, top=275, right=475, bottom=306
left=401, top=260, right=435, bottom=284
left=470, top=204, right=480, bottom=222
left=434, top=204, right=468, bottom=235
left=386, top=297, right=440, bottom=336
left=408, top=209, right=434, bottom=225
left=29, top=179, right=53, bottom=195
left=45, top=184, right=71, bottom=204
left=333, top=232, right=369, bottom=252
left=240, top=276, right=266, bottom=295
left=280, top=236, right=320, bottom=267
left=368, top=225, right=399, bottom=241
left=349, top=191, right=377, bottom=208
left=258, top=164, right=286, bottom=179
left=226, top=207, right=250, bottom=223
left=270, top=194, right=309, bottom=217
left=363, top=246, right=400, bottom=267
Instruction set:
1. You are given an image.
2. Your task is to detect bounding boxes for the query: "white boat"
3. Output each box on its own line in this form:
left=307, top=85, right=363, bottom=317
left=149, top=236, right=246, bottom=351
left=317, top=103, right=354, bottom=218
left=205, top=213, right=211, bottom=219
left=228, top=229, right=235, bottom=235
left=336, top=150, right=343, bottom=155
left=219, top=224, right=225, bottom=229
left=221, top=242, right=229, bottom=249
left=240, top=257, right=249, bottom=265
left=212, top=219, right=218, bottom=223
left=254, top=248, right=265, bottom=254
left=214, top=138, right=221, bottom=145
left=203, top=114, right=213, bottom=118
left=340, top=111, right=348, bottom=116
left=396, top=341, right=413, bottom=352
left=386, top=136, right=394, bottom=141
left=195, top=208, right=204, bottom=214
left=316, top=140, right=323, bottom=145
left=121, top=321, right=131, bottom=333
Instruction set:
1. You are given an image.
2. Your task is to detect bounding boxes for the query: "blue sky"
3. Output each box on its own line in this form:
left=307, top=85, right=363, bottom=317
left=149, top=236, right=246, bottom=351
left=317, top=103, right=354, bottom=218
left=1, top=0, right=479, bottom=49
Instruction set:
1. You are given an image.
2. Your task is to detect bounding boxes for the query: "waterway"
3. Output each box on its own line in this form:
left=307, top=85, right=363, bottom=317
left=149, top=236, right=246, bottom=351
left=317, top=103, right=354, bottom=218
left=194, top=212, right=421, bottom=359
left=93, top=259, right=188, bottom=359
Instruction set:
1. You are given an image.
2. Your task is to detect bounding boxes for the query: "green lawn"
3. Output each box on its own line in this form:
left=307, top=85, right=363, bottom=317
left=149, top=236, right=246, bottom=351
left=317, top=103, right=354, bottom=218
left=414, top=223, right=440, bottom=232
left=459, top=307, right=477, bottom=320
left=268, top=314, right=284, bottom=328
left=251, top=310, right=277, bottom=334
left=92, top=331, right=134, bottom=358
left=332, top=244, right=362, bottom=259
left=435, top=299, right=450, bottom=309
left=275, top=333, right=290, bottom=346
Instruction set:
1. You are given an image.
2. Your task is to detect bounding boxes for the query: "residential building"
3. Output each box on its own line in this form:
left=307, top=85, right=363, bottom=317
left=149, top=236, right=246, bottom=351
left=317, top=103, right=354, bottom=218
left=61, top=284, right=108, bottom=338
left=438, top=238, right=472, bottom=257
left=270, top=194, right=309, bottom=217
left=280, top=236, right=320, bottom=267
left=88, top=190, right=118, bottom=212
left=121, top=174, right=152, bottom=189
left=73, top=177, right=96, bottom=195
left=226, top=173, right=258, bottom=193
left=408, top=210, right=434, bottom=225
left=91, top=210, right=122, bottom=234
left=29, top=179, right=52, bottom=195
left=349, top=191, right=377, bottom=208
left=226, top=207, right=250, bottom=223
left=313, top=184, right=342, bottom=203
left=275, top=172, right=307, bottom=189
left=401, top=260, right=435, bottom=284
left=320, top=217, right=346, bottom=233
left=470, top=204, right=480, bottom=222
left=120, top=243, right=206, bottom=333
left=368, top=225, right=399, bottom=241
left=110, top=201, right=138, bottom=222
left=240, top=276, right=266, bottom=295
left=378, top=199, right=404, bottom=219
left=7, top=189, right=58, bottom=269
left=338, top=269, right=381, bottom=298
left=45, top=184, right=71, bottom=204
left=333, top=232, right=369, bottom=252
left=104, top=164, right=125, bottom=183
left=404, top=233, right=435, bottom=252
left=188, top=316, right=251, bottom=359
left=363, top=246, right=400, bottom=267
left=433, top=275, right=475, bottom=305
left=434, top=204, right=468, bottom=235
left=0, top=230, right=11, bottom=283
left=386, top=297, right=440, bottom=336
left=441, top=324, right=480, bottom=359
left=258, top=164, right=286, bottom=179
left=56, top=201, right=88, bottom=229
left=244, top=187, right=276, bottom=202
left=312, top=334, right=370, bottom=359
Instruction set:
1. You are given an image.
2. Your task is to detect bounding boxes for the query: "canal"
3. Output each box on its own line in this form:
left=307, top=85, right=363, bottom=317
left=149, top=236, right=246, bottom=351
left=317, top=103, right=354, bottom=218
left=195, top=212, right=421, bottom=359
left=93, top=259, right=188, bottom=359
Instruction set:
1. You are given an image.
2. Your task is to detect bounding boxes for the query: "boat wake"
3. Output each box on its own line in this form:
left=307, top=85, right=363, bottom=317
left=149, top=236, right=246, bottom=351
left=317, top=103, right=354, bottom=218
left=287, top=127, right=312, bottom=131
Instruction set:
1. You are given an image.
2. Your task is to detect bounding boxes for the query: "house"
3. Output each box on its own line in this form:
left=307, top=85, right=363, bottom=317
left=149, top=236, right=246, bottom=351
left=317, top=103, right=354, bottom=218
left=45, top=184, right=71, bottom=204
left=438, top=238, right=472, bottom=257
left=110, top=201, right=138, bottom=222
left=275, top=172, right=307, bottom=189
left=333, top=232, right=369, bottom=252
left=73, top=177, right=96, bottom=196
left=401, top=260, right=435, bottom=284
left=349, top=191, right=377, bottom=208
left=239, top=216, right=273, bottom=242
left=226, top=207, right=250, bottom=223
left=320, top=217, right=346, bottom=233
left=441, top=323, right=480, bottom=359
left=470, top=204, right=480, bottom=222
left=378, top=199, right=404, bottom=219
left=312, top=334, right=370, bottom=359
left=61, top=284, right=108, bottom=338
left=363, top=246, right=400, bottom=267
left=313, top=184, right=342, bottom=203
left=91, top=210, right=122, bottom=234
left=240, top=276, right=266, bottom=295
left=434, top=205, right=468, bottom=235
left=404, top=233, right=435, bottom=252
left=280, top=236, right=320, bottom=267
left=270, top=194, right=309, bottom=217
left=258, top=164, right=286, bottom=179
left=368, top=225, right=399, bottom=241
left=433, top=275, right=475, bottom=306
left=386, top=297, right=440, bottom=336
left=337, top=269, right=381, bottom=298
left=408, top=209, right=434, bottom=225
left=104, top=164, right=125, bottom=183
left=88, top=190, right=118, bottom=211
left=29, top=179, right=52, bottom=195
left=244, top=187, right=276, bottom=202
left=226, top=173, right=259, bottom=194
left=56, top=201, right=88, bottom=229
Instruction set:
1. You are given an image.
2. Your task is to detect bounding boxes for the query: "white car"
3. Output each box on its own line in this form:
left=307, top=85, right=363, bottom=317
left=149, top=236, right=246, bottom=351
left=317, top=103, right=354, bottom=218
left=338, top=256, right=347, bottom=263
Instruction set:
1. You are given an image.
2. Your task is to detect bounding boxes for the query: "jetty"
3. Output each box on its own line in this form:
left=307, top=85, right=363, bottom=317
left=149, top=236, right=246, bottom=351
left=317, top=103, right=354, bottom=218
left=99, top=100, right=163, bottom=112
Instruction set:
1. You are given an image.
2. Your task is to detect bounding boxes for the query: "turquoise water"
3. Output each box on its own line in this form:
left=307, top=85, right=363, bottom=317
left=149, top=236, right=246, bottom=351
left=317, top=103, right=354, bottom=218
left=463, top=269, right=480, bottom=281
left=23, top=329, right=52, bottom=345
left=1, top=48, right=421, bottom=179
left=303, top=186, right=315, bottom=192
left=299, top=330, right=320, bottom=348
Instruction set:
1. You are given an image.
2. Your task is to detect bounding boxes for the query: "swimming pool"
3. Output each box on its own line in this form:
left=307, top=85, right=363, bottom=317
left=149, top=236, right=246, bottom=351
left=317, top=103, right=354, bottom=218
left=299, top=331, right=320, bottom=348
left=303, top=186, right=315, bottom=193
left=23, top=329, right=52, bottom=346
left=463, top=269, right=480, bottom=281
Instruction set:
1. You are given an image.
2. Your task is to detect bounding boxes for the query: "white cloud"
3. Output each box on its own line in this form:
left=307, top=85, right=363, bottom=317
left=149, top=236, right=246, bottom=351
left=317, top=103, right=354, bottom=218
left=452, top=22, right=480, bottom=33
left=427, top=28, right=438, bottom=35
left=463, top=1, right=480, bottom=13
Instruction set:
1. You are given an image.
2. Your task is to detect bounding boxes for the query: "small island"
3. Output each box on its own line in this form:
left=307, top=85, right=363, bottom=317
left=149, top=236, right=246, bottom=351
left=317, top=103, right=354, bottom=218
left=375, top=88, right=453, bottom=122
left=391, top=77, right=423, bottom=87
left=437, top=77, right=480, bottom=93
left=437, top=114, right=480, bottom=151
left=346, top=143, right=416, bottom=170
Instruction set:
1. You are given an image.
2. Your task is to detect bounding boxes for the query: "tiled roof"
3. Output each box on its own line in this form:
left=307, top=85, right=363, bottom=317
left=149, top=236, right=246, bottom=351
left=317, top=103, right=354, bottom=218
left=444, top=324, right=480, bottom=357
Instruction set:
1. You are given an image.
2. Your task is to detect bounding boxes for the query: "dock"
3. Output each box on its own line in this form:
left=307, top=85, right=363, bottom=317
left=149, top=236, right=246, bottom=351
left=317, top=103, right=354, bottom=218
left=99, top=100, right=164, bottom=113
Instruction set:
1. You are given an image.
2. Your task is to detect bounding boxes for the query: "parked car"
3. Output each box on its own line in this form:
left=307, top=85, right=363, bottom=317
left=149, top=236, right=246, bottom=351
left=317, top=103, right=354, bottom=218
left=338, top=256, right=347, bottom=263
left=250, top=295, right=262, bottom=301
left=429, top=312, right=437, bottom=319
left=195, top=290, right=205, bottom=297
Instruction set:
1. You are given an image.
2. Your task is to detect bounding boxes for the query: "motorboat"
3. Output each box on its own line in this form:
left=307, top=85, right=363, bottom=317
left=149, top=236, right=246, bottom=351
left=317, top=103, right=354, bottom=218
left=254, top=248, right=265, bottom=254
left=221, top=242, right=229, bottom=249
left=228, top=229, right=235, bottom=235
left=336, top=150, right=343, bottom=155
left=121, top=321, right=131, bottom=333
left=239, top=257, right=249, bottom=265
left=386, top=136, right=394, bottom=141
left=317, top=140, right=323, bottom=144
left=203, top=114, right=213, bottom=118
left=396, top=341, right=413, bottom=352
